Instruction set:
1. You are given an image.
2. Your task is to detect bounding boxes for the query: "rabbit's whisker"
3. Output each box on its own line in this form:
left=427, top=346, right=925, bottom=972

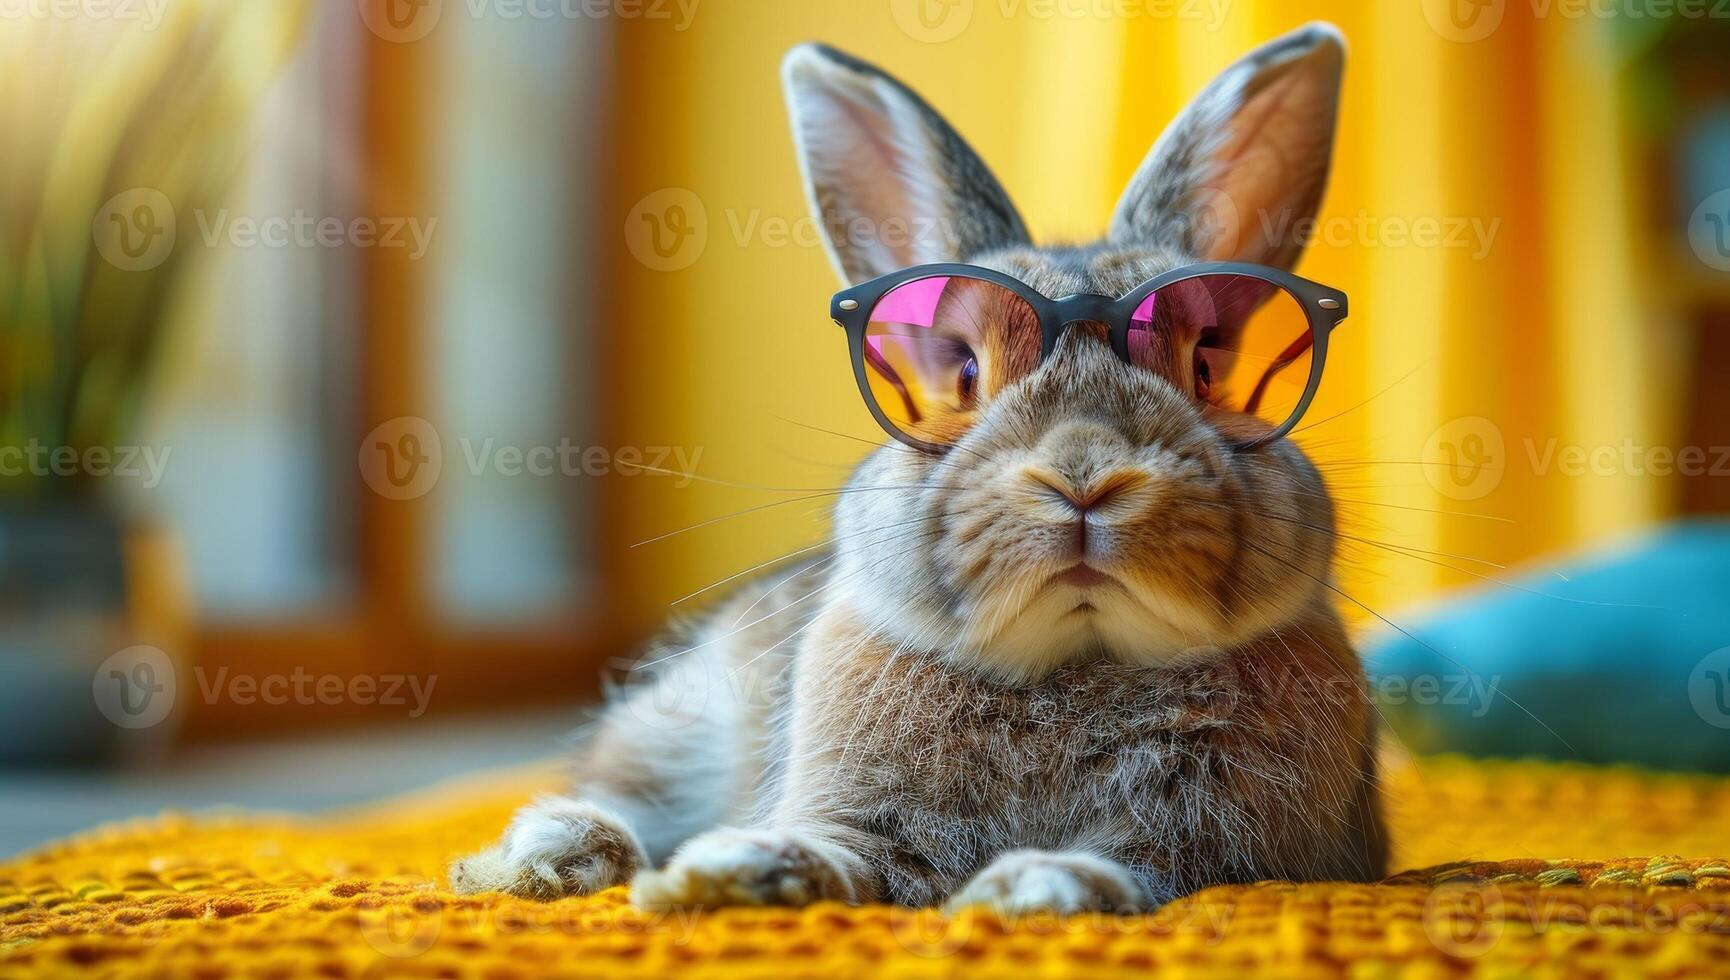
left=633, top=527, right=946, bottom=672
left=1290, top=361, right=1430, bottom=436
left=631, top=482, right=945, bottom=549
left=1234, top=538, right=1578, bottom=758
left=728, top=553, right=839, bottom=627
left=775, top=414, right=994, bottom=464
left=670, top=512, right=937, bottom=608
left=1323, top=494, right=1514, bottom=524
left=725, top=516, right=939, bottom=625
left=1240, top=511, right=1510, bottom=570
left=730, top=613, right=821, bottom=678
left=632, top=494, right=843, bottom=549
left=774, top=415, right=901, bottom=451
left=669, top=548, right=828, bottom=609
left=619, top=459, right=931, bottom=495
left=1244, top=507, right=1667, bottom=611
left=1263, top=617, right=1422, bottom=782
left=1307, top=459, right=1506, bottom=471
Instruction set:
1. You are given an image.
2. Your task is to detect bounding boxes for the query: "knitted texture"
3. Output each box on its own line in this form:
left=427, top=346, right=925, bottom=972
left=3, top=755, right=1728, bottom=978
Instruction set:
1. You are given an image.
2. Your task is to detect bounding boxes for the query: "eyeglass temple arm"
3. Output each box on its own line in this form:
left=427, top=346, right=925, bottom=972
left=1241, top=331, right=1316, bottom=417
left=863, top=343, right=923, bottom=424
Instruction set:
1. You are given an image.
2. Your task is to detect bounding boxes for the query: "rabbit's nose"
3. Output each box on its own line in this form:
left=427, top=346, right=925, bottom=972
left=1024, top=467, right=1148, bottom=514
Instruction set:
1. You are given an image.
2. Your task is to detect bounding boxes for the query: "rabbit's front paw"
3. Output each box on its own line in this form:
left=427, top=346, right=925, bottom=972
left=632, top=828, right=856, bottom=908
left=449, top=798, right=645, bottom=900
left=946, top=850, right=1143, bottom=917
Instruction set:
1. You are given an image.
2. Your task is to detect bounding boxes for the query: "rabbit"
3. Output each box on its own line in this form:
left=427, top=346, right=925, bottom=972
left=449, top=21, right=1386, bottom=915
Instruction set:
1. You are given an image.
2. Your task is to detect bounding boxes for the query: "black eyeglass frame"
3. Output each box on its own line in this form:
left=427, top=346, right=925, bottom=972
left=830, top=261, right=1348, bottom=454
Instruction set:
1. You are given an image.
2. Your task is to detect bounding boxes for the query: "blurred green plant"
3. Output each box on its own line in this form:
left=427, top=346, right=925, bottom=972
left=0, top=1, right=309, bottom=503
left=1611, top=0, right=1730, bottom=140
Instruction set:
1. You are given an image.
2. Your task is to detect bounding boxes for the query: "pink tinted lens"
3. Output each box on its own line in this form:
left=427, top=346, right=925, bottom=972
left=862, top=275, right=1035, bottom=446
left=1127, top=273, right=1312, bottom=431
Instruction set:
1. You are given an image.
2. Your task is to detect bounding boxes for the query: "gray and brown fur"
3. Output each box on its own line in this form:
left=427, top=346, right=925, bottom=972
left=451, top=21, right=1386, bottom=914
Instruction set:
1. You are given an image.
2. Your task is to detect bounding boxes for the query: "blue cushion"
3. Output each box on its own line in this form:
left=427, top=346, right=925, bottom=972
left=1362, top=520, right=1730, bottom=772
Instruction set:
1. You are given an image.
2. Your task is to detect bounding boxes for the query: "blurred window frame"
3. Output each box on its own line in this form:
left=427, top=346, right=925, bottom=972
left=184, top=20, right=620, bottom=739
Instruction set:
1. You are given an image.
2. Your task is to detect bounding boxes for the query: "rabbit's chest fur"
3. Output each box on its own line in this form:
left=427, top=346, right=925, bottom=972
left=763, top=598, right=1377, bottom=904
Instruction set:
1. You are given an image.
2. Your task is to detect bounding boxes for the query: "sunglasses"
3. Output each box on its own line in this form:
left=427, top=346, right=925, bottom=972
left=830, top=261, right=1348, bottom=454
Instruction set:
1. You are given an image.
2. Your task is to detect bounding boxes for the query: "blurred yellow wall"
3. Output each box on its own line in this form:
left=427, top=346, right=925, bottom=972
left=601, top=0, right=1679, bottom=637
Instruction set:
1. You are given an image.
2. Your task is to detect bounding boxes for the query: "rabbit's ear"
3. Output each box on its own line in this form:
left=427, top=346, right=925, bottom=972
left=783, top=44, right=1031, bottom=284
left=1109, top=22, right=1344, bottom=271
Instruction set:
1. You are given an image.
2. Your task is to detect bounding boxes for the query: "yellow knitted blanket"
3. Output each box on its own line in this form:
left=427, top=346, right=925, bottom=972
left=3, top=755, right=1728, bottom=978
